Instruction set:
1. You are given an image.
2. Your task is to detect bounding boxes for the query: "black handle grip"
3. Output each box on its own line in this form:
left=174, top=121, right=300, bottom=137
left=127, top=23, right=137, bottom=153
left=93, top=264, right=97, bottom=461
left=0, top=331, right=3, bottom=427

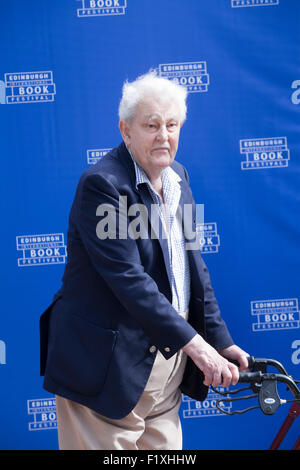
left=239, top=371, right=263, bottom=383
left=229, top=355, right=255, bottom=369
left=247, top=355, right=255, bottom=369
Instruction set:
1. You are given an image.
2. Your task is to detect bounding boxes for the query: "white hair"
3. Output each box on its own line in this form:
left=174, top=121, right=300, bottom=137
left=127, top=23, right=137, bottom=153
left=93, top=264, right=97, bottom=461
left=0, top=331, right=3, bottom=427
left=118, top=70, right=188, bottom=123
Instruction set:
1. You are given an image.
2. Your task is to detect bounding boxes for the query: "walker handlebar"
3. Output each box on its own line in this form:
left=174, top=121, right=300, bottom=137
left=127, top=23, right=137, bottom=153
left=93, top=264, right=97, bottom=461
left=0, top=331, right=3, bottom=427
left=214, top=356, right=300, bottom=416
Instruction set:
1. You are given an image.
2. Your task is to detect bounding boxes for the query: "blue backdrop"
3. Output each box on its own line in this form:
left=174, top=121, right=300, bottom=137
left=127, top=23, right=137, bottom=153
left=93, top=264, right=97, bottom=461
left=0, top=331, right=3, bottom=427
left=0, top=0, right=299, bottom=451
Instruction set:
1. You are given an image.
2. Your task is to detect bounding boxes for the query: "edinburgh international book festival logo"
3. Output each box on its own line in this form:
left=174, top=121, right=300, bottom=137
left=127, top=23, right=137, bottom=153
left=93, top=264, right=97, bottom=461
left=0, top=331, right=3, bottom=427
left=240, top=137, right=290, bottom=170
left=182, top=389, right=232, bottom=418
left=0, top=71, right=56, bottom=104
left=76, top=0, right=127, bottom=17
left=251, top=298, right=300, bottom=332
left=231, top=0, right=279, bottom=7
left=196, top=222, right=220, bottom=254
left=16, top=233, right=67, bottom=267
left=157, top=61, right=209, bottom=93
left=27, top=398, right=57, bottom=431
left=87, top=148, right=112, bottom=165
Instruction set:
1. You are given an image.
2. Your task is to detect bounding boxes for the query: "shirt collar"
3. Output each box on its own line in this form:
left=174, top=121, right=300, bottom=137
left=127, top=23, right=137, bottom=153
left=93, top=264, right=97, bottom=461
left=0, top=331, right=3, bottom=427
left=126, top=146, right=182, bottom=193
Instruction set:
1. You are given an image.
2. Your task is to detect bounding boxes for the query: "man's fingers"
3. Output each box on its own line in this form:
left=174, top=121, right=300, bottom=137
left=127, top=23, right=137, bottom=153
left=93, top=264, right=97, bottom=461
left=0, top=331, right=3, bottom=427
left=220, top=369, right=233, bottom=388
left=239, top=355, right=250, bottom=371
left=202, top=362, right=239, bottom=388
left=228, top=362, right=239, bottom=386
left=203, top=371, right=213, bottom=387
left=202, top=364, right=233, bottom=388
left=185, top=337, right=244, bottom=388
left=211, top=371, right=222, bottom=387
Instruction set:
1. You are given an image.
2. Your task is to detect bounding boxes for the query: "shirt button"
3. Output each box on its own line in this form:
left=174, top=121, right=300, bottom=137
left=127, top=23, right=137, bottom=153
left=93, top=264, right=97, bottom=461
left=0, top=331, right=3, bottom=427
left=149, top=346, right=156, bottom=353
left=164, top=347, right=171, bottom=352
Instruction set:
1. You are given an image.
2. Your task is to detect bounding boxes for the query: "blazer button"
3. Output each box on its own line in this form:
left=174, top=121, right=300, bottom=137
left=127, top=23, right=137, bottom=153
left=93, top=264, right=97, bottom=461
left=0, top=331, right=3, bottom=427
left=149, top=346, right=156, bottom=353
left=164, top=347, right=171, bottom=352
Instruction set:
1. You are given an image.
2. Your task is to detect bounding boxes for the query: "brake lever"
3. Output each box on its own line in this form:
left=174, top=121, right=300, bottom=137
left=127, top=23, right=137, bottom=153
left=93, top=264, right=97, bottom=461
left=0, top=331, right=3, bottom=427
left=214, top=356, right=300, bottom=416
left=258, top=378, right=282, bottom=415
left=215, top=371, right=298, bottom=417
left=214, top=392, right=260, bottom=416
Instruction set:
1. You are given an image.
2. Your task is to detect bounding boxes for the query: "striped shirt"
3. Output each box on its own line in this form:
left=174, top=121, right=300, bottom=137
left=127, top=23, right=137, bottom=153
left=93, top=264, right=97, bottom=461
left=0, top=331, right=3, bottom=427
left=128, top=150, right=191, bottom=313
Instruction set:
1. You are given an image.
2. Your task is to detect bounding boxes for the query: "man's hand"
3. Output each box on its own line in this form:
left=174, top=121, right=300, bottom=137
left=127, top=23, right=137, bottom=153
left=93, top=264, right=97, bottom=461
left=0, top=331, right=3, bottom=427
left=182, top=335, right=248, bottom=388
left=218, top=344, right=249, bottom=372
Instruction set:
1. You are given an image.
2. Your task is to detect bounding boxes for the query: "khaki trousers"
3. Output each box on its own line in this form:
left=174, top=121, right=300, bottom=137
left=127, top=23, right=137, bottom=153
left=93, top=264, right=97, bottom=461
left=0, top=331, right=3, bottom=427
left=56, top=311, right=188, bottom=450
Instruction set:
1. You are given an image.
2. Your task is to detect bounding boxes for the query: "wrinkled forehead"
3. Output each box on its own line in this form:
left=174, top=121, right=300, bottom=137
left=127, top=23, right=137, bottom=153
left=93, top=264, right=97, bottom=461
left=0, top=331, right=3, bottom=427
left=135, top=96, right=181, bottom=122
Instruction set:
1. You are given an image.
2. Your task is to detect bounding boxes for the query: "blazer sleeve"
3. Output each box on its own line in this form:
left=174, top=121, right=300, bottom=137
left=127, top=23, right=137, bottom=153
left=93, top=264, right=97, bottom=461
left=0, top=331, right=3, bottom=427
left=75, top=172, right=197, bottom=360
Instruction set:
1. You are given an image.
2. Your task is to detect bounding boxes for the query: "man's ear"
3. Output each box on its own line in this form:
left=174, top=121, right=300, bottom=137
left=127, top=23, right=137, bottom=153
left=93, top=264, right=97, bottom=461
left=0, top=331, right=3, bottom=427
left=119, top=120, right=131, bottom=145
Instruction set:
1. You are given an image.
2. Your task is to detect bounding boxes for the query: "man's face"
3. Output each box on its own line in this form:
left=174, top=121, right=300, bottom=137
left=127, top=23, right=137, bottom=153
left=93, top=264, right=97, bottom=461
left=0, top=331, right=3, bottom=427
left=119, top=97, right=182, bottom=178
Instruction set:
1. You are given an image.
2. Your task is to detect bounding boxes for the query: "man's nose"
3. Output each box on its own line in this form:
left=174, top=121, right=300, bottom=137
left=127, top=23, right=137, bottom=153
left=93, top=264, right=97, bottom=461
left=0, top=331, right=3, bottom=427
left=157, top=125, right=168, bottom=141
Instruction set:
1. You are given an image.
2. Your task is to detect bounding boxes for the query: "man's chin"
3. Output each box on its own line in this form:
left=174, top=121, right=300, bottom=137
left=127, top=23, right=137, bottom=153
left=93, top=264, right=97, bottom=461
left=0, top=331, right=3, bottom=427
left=153, top=154, right=173, bottom=168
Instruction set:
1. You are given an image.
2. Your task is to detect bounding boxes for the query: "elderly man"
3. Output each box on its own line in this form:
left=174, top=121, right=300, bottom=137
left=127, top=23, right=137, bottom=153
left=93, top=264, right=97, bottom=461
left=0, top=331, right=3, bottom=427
left=40, top=71, right=248, bottom=450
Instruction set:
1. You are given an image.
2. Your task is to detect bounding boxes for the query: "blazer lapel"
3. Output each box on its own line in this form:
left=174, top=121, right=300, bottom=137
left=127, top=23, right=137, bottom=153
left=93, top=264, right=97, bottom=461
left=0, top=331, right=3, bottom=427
left=118, top=141, right=205, bottom=304
left=137, top=184, right=173, bottom=291
left=117, top=142, right=173, bottom=290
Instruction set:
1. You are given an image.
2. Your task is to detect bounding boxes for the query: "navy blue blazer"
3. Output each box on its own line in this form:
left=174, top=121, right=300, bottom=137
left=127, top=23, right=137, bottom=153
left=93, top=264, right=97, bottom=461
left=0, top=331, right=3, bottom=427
left=40, top=142, right=233, bottom=419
